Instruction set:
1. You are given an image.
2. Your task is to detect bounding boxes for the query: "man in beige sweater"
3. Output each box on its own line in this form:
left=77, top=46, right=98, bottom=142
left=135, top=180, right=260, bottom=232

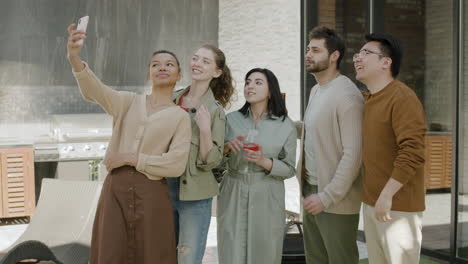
left=296, top=26, right=364, bottom=264
left=355, top=33, right=426, bottom=264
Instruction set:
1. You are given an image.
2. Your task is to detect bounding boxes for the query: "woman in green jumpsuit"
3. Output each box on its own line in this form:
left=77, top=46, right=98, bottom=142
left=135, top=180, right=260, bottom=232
left=217, top=68, right=297, bottom=264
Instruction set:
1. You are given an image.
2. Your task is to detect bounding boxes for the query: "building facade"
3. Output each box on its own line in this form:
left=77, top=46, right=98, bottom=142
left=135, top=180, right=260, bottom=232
left=302, top=1, right=466, bottom=263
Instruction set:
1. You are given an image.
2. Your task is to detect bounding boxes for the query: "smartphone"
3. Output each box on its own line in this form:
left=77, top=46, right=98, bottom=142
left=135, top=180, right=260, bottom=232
left=76, top=16, right=89, bottom=46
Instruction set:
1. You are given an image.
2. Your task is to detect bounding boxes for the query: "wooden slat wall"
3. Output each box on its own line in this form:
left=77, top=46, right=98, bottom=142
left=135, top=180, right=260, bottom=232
left=425, top=135, right=452, bottom=190
left=445, top=139, right=453, bottom=188
left=0, top=147, right=35, bottom=218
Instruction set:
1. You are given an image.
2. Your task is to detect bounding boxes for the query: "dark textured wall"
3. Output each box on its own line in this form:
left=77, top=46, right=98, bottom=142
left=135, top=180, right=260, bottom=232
left=335, top=0, right=368, bottom=86
left=383, top=0, right=426, bottom=104
left=424, top=0, right=453, bottom=131
left=315, top=0, right=368, bottom=88
left=0, top=0, right=218, bottom=123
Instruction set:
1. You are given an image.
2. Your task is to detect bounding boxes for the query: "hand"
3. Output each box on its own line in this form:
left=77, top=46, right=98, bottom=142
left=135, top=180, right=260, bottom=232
left=243, top=145, right=265, bottom=166
left=224, top=135, right=246, bottom=154
left=194, top=104, right=211, bottom=132
left=375, top=193, right=393, bottom=222
left=106, top=153, right=138, bottom=171
left=66, top=24, right=86, bottom=58
left=303, top=194, right=325, bottom=215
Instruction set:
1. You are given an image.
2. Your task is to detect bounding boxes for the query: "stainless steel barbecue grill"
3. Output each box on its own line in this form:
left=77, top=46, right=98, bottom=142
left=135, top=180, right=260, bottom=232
left=34, top=114, right=111, bottom=184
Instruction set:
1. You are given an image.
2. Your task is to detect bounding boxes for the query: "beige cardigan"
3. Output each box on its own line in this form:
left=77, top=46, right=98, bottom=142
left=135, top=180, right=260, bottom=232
left=73, top=63, right=191, bottom=180
left=297, top=75, right=364, bottom=215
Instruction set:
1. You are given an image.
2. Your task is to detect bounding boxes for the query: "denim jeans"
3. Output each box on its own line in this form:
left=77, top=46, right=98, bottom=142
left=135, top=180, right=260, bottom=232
left=167, top=178, right=212, bottom=264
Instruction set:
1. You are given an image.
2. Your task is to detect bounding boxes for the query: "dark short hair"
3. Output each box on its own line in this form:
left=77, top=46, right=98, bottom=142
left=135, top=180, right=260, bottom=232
left=239, top=68, right=287, bottom=121
left=365, top=32, right=403, bottom=77
left=308, top=26, right=345, bottom=69
left=151, top=50, right=181, bottom=72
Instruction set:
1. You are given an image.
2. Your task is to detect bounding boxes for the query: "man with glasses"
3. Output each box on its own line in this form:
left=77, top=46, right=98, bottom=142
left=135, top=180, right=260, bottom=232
left=296, top=26, right=363, bottom=264
left=354, top=32, right=426, bottom=264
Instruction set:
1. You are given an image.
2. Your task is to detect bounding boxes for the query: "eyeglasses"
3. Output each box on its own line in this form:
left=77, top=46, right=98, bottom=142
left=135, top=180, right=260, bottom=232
left=352, top=49, right=386, bottom=62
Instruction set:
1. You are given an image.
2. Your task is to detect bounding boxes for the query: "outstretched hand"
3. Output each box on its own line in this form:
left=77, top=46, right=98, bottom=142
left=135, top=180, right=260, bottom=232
left=66, top=24, right=86, bottom=58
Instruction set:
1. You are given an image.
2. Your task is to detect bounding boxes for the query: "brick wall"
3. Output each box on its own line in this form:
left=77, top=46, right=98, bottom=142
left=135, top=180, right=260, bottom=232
left=335, top=0, right=368, bottom=83
left=310, top=0, right=368, bottom=86
left=383, top=0, right=426, bottom=115
left=424, top=0, right=453, bottom=131
left=318, top=0, right=336, bottom=29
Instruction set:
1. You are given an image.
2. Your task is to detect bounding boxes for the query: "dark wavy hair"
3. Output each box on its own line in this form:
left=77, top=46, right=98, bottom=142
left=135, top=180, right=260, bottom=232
left=239, top=68, right=287, bottom=121
left=200, top=44, right=235, bottom=108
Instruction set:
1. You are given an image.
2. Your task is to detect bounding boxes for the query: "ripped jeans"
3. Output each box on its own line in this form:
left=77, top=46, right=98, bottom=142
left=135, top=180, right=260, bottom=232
left=167, top=178, right=212, bottom=264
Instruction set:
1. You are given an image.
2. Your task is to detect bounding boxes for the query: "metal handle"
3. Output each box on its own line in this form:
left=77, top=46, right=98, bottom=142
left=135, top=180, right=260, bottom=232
left=35, top=146, right=58, bottom=150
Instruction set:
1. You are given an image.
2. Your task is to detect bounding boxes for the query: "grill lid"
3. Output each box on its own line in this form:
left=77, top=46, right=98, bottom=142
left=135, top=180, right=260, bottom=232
left=51, top=113, right=112, bottom=143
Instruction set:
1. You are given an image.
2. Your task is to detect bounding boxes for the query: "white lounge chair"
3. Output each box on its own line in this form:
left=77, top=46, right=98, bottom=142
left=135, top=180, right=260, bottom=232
left=0, top=178, right=102, bottom=264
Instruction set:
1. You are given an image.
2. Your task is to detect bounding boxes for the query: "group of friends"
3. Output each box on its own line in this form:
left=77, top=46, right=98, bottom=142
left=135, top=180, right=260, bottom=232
left=66, top=23, right=426, bottom=264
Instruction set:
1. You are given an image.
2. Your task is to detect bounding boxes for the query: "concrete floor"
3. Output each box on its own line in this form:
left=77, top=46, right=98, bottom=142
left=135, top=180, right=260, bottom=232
left=201, top=216, right=368, bottom=264
left=0, top=185, right=455, bottom=263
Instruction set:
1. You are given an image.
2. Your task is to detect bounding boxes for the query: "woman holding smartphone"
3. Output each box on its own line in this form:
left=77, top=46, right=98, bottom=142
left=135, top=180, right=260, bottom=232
left=66, top=24, right=191, bottom=264
left=218, top=68, right=297, bottom=264
left=169, top=44, right=234, bottom=264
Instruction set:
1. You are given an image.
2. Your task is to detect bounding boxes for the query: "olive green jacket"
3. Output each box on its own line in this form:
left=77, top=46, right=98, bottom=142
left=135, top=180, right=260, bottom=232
left=173, top=87, right=226, bottom=200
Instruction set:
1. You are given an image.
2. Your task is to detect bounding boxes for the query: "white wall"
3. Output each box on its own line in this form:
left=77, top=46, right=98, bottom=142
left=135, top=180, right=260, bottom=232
left=218, top=0, right=301, bottom=122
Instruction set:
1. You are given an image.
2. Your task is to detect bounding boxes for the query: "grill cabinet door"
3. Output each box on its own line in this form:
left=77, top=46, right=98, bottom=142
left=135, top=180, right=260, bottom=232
left=0, top=147, right=35, bottom=218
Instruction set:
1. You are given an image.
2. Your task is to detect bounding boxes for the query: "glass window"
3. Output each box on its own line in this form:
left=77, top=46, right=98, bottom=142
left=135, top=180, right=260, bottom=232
left=458, top=0, right=468, bottom=260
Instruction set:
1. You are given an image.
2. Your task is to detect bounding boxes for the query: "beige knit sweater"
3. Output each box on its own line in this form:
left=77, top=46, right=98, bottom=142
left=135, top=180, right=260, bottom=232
left=297, top=75, right=364, bottom=215
left=73, top=63, right=191, bottom=180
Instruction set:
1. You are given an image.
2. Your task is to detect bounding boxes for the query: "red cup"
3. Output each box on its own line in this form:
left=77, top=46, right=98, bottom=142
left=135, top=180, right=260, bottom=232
left=243, top=142, right=259, bottom=151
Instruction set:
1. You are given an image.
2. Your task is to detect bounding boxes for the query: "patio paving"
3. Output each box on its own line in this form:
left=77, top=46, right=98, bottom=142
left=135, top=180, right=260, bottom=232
left=0, top=180, right=454, bottom=263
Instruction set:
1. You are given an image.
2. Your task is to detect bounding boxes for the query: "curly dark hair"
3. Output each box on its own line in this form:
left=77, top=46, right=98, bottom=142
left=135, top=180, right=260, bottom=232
left=200, top=44, right=235, bottom=108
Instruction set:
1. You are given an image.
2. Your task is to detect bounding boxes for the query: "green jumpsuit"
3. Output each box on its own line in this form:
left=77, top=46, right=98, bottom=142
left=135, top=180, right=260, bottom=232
left=217, top=110, right=297, bottom=264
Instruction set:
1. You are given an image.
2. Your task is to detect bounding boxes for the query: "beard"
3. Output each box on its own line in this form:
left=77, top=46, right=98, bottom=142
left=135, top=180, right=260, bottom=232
left=306, top=59, right=330, bottom=73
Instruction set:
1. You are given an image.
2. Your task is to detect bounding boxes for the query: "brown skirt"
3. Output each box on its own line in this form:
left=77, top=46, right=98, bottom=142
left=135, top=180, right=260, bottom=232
left=90, top=166, right=177, bottom=264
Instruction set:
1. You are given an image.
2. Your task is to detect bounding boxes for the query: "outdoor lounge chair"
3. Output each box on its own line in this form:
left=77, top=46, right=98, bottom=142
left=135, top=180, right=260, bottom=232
left=0, top=240, right=62, bottom=264
left=282, top=210, right=305, bottom=263
left=0, top=179, right=102, bottom=264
